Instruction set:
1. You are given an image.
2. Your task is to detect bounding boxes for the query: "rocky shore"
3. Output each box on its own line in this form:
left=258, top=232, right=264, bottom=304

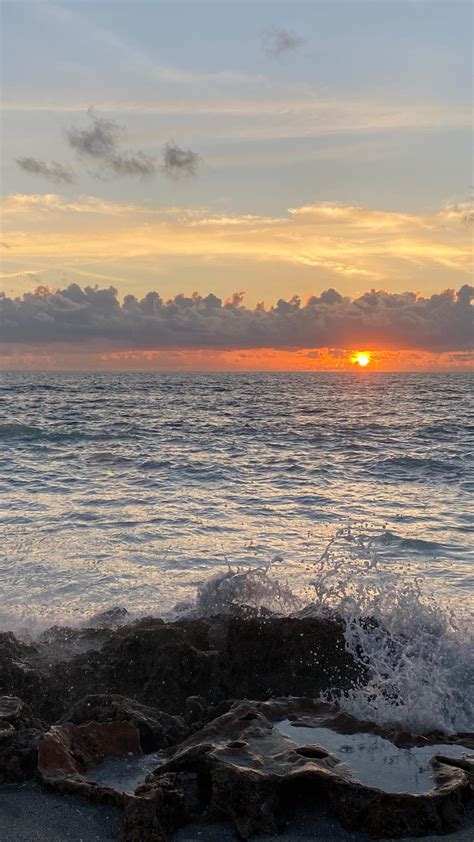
left=1, top=609, right=473, bottom=841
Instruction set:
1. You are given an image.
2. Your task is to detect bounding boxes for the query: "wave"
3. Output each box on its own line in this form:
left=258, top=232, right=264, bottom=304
left=368, top=455, right=462, bottom=481
left=0, top=422, right=44, bottom=439
left=173, top=526, right=473, bottom=735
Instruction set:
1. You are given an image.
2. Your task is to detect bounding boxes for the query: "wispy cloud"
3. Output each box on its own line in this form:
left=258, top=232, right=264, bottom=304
left=2, top=197, right=471, bottom=283
left=163, top=142, right=201, bottom=178
left=261, top=27, right=305, bottom=58
left=16, top=157, right=75, bottom=184
left=66, top=110, right=121, bottom=158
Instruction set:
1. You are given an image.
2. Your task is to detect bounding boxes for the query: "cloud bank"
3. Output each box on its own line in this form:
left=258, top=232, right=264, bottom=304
left=1, top=284, right=472, bottom=352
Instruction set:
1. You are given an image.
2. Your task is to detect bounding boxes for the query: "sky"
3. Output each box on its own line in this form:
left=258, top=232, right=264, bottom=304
left=1, top=0, right=473, bottom=370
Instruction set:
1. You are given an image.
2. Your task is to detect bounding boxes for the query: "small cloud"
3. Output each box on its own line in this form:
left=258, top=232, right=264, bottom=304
left=261, top=26, right=305, bottom=58
left=66, top=109, right=122, bottom=159
left=163, top=141, right=201, bottom=178
left=16, top=157, right=75, bottom=184
left=108, top=152, right=159, bottom=178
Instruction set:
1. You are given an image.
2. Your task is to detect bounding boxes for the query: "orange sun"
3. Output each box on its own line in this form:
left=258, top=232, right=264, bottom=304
left=352, top=352, right=371, bottom=367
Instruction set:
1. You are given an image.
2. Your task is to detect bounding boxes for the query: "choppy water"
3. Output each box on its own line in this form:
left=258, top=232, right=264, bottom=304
left=0, top=371, right=472, bottom=628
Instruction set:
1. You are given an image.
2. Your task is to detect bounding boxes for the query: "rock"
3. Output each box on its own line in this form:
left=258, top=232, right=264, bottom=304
left=38, top=720, right=141, bottom=784
left=0, top=633, right=44, bottom=704
left=156, top=698, right=472, bottom=839
left=220, top=615, right=362, bottom=700
left=0, top=695, right=47, bottom=783
left=121, top=772, right=188, bottom=841
left=87, top=606, right=130, bottom=629
left=61, top=694, right=185, bottom=752
left=1, top=614, right=360, bottom=723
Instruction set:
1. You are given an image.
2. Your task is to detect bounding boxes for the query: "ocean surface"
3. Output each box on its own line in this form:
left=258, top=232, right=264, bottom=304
left=1, top=370, right=472, bottom=628
left=1, top=370, right=473, bottom=733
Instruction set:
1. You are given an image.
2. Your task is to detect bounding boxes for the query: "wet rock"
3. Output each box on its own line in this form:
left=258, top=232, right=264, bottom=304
left=157, top=699, right=472, bottom=839
left=87, top=606, right=130, bottom=629
left=0, top=695, right=47, bottom=783
left=121, top=772, right=188, bottom=842
left=38, top=720, right=141, bottom=784
left=0, top=633, right=44, bottom=704
left=220, top=615, right=362, bottom=699
left=1, top=615, right=364, bottom=723
left=61, top=694, right=185, bottom=752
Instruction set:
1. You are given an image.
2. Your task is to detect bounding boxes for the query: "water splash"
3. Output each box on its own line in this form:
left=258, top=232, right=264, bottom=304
left=307, top=525, right=473, bottom=735
left=189, top=566, right=302, bottom=617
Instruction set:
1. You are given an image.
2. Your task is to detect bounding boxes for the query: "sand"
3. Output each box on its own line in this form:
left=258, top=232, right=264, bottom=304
left=1, top=783, right=472, bottom=842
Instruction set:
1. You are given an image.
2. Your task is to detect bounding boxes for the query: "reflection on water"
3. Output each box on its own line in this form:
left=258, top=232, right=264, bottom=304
left=275, top=720, right=471, bottom=794
left=0, top=371, right=472, bottom=627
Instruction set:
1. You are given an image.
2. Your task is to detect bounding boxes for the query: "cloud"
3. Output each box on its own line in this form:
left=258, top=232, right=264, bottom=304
left=107, top=152, right=159, bottom=178
left=62, top=110, right=200, bottom=180
left=163, top=142, right=201, bottom=178
left=15, top=157, right=75, bottom=184
left=1, top=198, right=470, bottom=286
left=66, top=110, right=122, bottom=159
left=1, top=283, right=472, bottom=353
left=261, top=27, right=305, bottom=58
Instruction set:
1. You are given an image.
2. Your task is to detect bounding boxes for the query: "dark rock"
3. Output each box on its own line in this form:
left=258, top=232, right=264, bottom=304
left=0, top=695, right=47, bottom=783
left=0, top=615, right=361, bottom=723
left=87, top=606, right=130, bottom=629
left=121, top=772, right=188, bottom=841
left=61, top=694, right=185, bottom=752
left=220, top=615, right=362, bottom=700
left=0, top=633, right=44, bottom=704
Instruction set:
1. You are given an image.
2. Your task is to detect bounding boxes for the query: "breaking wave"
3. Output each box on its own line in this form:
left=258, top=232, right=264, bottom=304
left=177, top=526, right=473, bottom=736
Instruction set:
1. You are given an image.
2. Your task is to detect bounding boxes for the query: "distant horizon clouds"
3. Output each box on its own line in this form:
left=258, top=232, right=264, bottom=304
left=1, top=283, right=472, bottom=354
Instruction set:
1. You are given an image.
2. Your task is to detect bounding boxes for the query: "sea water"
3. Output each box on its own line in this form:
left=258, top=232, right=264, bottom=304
left=1, top=371, right=472, bottom=733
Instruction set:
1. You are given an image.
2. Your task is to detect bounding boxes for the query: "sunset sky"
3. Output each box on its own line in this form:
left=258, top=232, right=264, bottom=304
left=1, top=0, right=472, bottom=370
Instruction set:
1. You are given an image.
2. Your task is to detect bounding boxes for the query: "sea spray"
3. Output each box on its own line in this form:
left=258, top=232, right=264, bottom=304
left=307, top=525, right=473, bottom=735
left=181, top=524, right=473, bottom=735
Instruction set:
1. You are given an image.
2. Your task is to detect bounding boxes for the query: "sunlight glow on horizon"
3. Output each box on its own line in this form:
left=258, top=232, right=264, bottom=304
left=352, top=352, right=371, bottom=367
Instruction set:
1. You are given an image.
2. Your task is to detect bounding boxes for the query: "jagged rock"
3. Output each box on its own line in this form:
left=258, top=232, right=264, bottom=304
left=60, top=694, right=185, bottom=752
left=0, top=695, right=47, bottom=783
left=1, top=615, right=362, bottom=723
left=0, top=633, right=44, bottom=703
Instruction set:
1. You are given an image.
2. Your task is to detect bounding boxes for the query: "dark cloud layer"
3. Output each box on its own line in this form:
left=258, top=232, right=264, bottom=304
left=261, top=27, right=305, bottom=58
left=16, top=157, right=75, bottom=184
left=1, top=284, right=472, bottom=352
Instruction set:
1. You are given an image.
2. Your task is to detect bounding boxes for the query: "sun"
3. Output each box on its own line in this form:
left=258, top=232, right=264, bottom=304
left=352, top=352, right=371, bottom=367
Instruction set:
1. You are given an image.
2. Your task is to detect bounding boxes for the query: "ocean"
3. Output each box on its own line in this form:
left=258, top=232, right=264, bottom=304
left=1, top=370, right=472, bottom=624
left=1, top=370, right=473, bottom=732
